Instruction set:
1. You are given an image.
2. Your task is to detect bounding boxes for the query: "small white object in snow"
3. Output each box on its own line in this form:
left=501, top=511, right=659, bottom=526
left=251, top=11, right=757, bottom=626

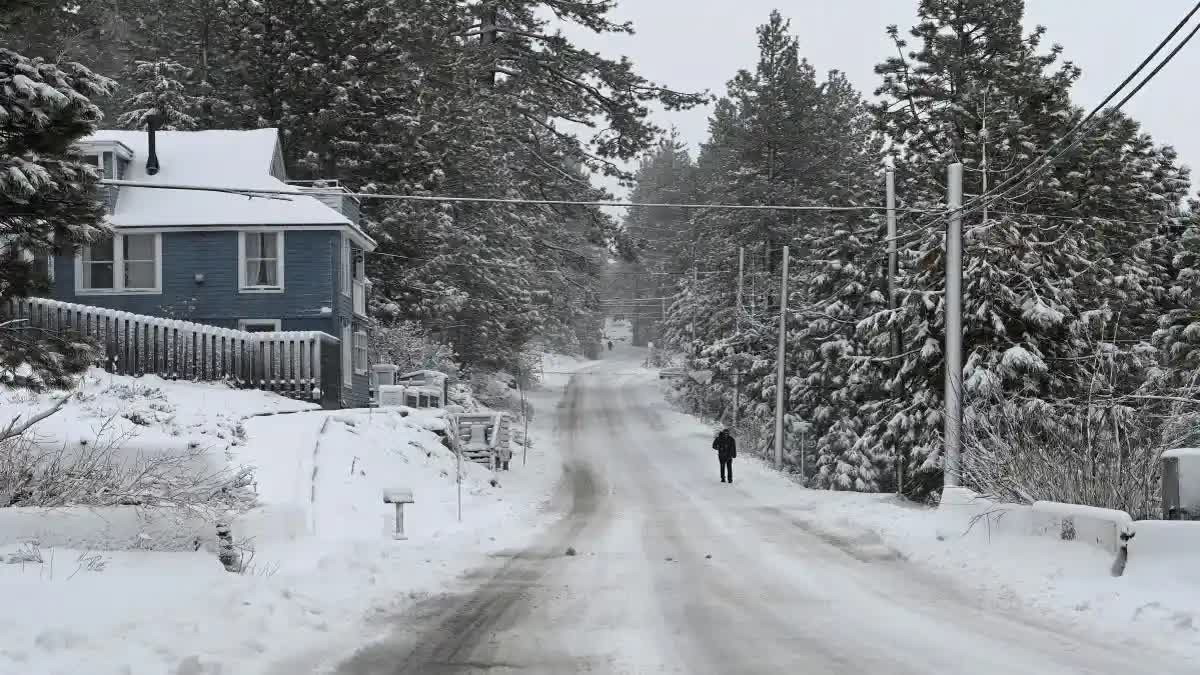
left=382, top=488, right=414, bottom=504
left=383, top=488, right=414, bottom=541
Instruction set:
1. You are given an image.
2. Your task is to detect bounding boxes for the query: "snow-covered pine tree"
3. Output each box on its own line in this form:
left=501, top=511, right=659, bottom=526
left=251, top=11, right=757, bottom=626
left=118, top=0, right=231, bottom=127
left=0, top=43, right=114, bottom=390
left=662, top=12, right=880, bottom=480
left=117, top=59, right=201, bottom=130
left=621, top=132, right=697, bottom=343
left=865, top=0, right=1191, bottom=501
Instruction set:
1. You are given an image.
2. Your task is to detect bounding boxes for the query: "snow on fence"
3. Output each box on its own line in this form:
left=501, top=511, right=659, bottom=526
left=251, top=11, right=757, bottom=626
left=5, top=298, right=339, bottom=403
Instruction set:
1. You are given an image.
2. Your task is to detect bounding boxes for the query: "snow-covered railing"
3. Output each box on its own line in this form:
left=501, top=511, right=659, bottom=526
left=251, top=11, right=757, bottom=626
left=5, top=297, right=339, bottom=403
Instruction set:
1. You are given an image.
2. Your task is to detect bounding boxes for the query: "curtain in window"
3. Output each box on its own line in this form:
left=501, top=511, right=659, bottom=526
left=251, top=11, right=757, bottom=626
left=246, top=233, right=278, bottom=286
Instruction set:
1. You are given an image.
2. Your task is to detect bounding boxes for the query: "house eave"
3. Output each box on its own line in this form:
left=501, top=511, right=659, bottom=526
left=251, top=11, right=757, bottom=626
left=75, top=139, right=135, bottom=161
left=103, top=222, right=376, bottom=250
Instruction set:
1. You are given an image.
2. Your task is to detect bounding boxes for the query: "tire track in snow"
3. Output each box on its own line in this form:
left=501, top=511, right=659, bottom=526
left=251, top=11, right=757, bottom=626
left=333, top=372, right=606, bottom=674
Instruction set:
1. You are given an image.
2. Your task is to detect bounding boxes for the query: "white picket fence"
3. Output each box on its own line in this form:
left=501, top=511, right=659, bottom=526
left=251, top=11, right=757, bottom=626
left=5, top=297, right=339, bottom=402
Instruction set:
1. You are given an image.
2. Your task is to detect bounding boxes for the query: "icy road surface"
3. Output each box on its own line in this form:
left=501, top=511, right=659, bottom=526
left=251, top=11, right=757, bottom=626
left=334, top=350, right=1193, bottom=675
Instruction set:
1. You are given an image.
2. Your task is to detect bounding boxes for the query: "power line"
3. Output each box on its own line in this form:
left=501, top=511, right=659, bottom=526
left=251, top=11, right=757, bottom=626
left=369, top=249, right=731, bottom=275
left=959, top=0, right=1200, bottom=218
left=99, top=179, right=933, bottom=213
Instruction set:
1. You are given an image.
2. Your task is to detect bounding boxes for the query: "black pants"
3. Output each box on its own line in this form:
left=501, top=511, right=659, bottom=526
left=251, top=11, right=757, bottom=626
left=719, top=456, right=733, bottom=482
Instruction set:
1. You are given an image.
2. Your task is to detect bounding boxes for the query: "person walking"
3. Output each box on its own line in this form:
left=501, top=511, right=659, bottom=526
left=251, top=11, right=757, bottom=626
left=713, top=428, right=736, bottom=484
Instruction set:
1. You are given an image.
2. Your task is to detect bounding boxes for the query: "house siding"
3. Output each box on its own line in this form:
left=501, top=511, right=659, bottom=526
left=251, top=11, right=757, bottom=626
left=52, top=229, right=339, bottom=325
left=332, top=234, right=371, bottom=407
left=47, top=228, right=373, bottom=408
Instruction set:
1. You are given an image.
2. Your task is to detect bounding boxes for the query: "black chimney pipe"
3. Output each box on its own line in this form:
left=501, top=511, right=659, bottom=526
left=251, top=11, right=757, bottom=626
left=145, top=114, right=160, bottom=176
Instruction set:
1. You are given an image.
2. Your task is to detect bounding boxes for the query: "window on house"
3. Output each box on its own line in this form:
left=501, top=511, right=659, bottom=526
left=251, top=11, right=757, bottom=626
left=18, top=248, right=54, bottom=285
left=123, top=234, right=157, bottom=289
left=240, top=232, right=283, bottom=291
left=238, top=319, right=282, bottom=333
left=81, top=237, right=115, bottom=290
left=353, top=330, right=368, bottom=374
left=341, top=237, right=352, bottom=296
left=341, top=321, right=353, bottom=386
left=78, top=234, right=160, bottom=293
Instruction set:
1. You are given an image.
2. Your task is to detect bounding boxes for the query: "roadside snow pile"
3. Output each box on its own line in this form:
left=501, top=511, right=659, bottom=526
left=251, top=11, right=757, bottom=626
left=0, top=370, right=318, bottom=551
left=235, top=407, right=499, bottom=542
left=1, top=368, right=315, bottom=458
left=0, top=359, right=577, bottom=675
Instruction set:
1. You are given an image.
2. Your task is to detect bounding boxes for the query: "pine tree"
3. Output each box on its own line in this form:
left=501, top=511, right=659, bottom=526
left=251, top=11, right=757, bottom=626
left=662, top=12, right=880, bottom=482
left=864, top=0, right=1190, bottom=500
left=0, top=44, right=115, bottom=389
left=621, top=132, right=697, bottom=342
left=117, top=59, right=202, bottom=130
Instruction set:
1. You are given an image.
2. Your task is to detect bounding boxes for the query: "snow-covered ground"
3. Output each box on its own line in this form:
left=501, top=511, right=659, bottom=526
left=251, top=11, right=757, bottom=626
left=0, top=354, right=591, bottom=675
left=650, top=386, right=1200, bottom=664
left=332, top=345, right=1200, bottom=674
left=8, top=345, right=1200, bottom=673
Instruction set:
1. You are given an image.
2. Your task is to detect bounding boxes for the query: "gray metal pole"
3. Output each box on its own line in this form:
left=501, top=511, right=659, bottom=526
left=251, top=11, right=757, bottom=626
left=944, top=163, right=964, bottom=488
left=887, top=169, right=902, bottom=495
left=774, top=245, right=789, bottom=469
left=734, top=247, right=744, bottom=428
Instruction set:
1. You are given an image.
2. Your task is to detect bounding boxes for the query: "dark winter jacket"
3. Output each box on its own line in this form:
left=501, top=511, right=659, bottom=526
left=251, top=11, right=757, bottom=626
left=713, top=430, right=736, bottom=460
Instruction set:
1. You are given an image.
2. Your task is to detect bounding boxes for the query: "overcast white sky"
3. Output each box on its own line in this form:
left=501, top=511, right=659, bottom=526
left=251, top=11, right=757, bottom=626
left=561, top=1, right=1200, bottom=199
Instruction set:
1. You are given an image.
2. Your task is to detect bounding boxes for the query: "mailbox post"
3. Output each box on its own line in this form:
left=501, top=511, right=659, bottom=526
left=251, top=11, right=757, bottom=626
left=383, top=488, right=414, bottom=540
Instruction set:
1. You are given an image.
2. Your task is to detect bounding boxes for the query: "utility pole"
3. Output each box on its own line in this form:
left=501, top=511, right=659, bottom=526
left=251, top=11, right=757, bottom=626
left=886, top=169, right=902, bottom=494
left=733, top=246, right=744, bottom=428
left=944, top=163, right=963, bottom=488
left=691, top=267, right=699, bottom=343
left=773, top=245, right=789, bottom=469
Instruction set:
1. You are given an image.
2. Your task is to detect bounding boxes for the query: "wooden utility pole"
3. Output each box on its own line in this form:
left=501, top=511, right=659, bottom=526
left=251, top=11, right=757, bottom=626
left=887, top=169, right=902, bottom=494
left=733, top=246, right=744, bottom=428
left=944, top=163, right=964, bottom=488
left=773, top=246, right=789, bottom=469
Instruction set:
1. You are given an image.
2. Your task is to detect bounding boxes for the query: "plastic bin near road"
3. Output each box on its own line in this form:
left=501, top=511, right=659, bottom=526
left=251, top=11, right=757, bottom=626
left=1162, top=448, right=1200, bottom=520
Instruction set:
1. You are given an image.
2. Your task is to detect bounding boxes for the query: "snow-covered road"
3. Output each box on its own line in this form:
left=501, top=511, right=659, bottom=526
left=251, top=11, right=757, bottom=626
left=333, top=349, right=1195, bottom=674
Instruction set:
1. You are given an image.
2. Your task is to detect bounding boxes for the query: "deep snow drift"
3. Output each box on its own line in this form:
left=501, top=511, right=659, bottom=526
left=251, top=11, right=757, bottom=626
left=0, top=355, right=588, bottom=675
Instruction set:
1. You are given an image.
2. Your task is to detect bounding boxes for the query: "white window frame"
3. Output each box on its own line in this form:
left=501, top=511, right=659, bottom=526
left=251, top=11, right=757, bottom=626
left=353, top=330, right=368, bottom=375
left=341, top=321, right=353, bottom=386
left=341, top=236, right=353, bottom=297
left=238, top=231, right=285, bottom=293
left=74, top=233, right=162, bottom=295
left=237, top=318, right=282, bottom=332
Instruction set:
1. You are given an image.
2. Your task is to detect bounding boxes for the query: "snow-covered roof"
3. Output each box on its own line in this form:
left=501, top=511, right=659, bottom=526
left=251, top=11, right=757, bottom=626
left=80, top=129, right=356, bottom=230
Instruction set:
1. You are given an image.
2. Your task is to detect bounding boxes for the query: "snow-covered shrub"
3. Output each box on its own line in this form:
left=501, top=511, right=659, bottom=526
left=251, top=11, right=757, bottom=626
left=963, top=393, right=1200, bottom=519
left=369, top=320, right=460, bottom=380
left=0, top=418, right=255, bottom=518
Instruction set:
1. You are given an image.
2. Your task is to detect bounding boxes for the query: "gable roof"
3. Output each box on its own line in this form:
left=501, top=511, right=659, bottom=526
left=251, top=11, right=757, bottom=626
left=81, top=128, right=353, bottom=229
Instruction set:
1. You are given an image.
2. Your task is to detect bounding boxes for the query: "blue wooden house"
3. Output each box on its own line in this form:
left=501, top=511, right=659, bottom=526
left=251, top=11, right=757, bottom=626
left=31, top=127, right=377, bottom=407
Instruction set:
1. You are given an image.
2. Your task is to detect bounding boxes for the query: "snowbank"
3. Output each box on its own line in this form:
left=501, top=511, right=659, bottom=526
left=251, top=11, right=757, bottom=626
left=0, top=357, right=578, bottom=675
left=0, top=370, right=318, bottom=550
left=1029, top=501, right=1134, bottom=555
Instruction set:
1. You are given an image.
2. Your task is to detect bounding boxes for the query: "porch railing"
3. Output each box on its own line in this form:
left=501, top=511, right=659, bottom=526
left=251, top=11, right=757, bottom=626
left=4, top=297, right=341, bottom=405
